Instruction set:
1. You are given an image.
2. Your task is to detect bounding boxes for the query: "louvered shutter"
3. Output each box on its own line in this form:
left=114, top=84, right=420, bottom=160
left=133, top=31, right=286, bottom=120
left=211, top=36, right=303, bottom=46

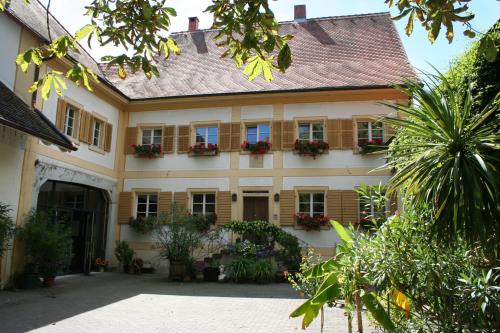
left=124, top=127, right=138, bottom=154
left=281, top=121, right=295, bottom=150
left=341, top=119, right=354, bottom=149
left=177, top=125, right=190, bottom=153
left=173, top=192, right=188, bottom=210
left=327, top=119, right=341, bottom=149
left=56, top=99, right=66, bottom=131
left=216, top=191, right=232, bottom=225
left=384, top=121, right=396, bottom=144
left=118, top=192, right=132, bottom=224
left=219, top=123, right=231, bottom=152
left=341, top=190, right=358, bottom=225
left=230, top=122, right=241, bottom=151
left=163, top=125, right=175, bottom=154
left=327, top=190, right=342, bottom=223
left=158, top=191, right=172, bottom=222
left=272, top=121, right=282, bottom=151
left=279, top=190, right=295, bottom=226
left=104, top=123, right=113, bottom=152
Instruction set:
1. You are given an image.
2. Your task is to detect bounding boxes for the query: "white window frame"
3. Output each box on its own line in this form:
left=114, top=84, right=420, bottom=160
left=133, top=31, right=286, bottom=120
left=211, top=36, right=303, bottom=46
left=195, top=126, right=218, bottom=147
left=141, top=128, right=163, bottom=145
left=298, top=192, right=325, bottom=217
left=136, top=193, right=158, bottom=218
left=91, top=118, right=104, bottom=148
left=63, top=105, right=79, bottom=138
left=246, top=123, right=270, bottom=143
left=359, top=196, right=387, bottom=221
left=298, top=122, right=324, bottom=142
left=357, top=121, right=384, bottom=141
left=192, top=193, right=216, bottom=216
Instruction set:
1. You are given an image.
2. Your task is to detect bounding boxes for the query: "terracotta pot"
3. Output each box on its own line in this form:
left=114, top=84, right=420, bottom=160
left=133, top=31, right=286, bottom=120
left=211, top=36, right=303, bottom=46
left=42, top=276, right=55, bottom=288
left=169, top=261, right=186, bottom=281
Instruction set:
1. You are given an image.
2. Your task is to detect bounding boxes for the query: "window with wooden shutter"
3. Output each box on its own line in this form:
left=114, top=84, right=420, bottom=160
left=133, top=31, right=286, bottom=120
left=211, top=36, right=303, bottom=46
left=104, top=123, right=113, bottom=152
left=281, top=120, right=295, bottom=150
left=177, top=125, right=190, bottom=153
left=163, top=125, right=175, bottom=154
left=173, top=191, right=188, bottom=210
left=341, top=119, right=354, bottom=149
left=158, top=191, right=172, bottom=222
left=55, top=99, right=66, bottom=131
left=279, top=190, right=295, bottom=226
left=327, top=119, right=341, bottom=149
left=230, top=122, right=241, bottom=151
left=216, top=191, right=232, bottom=225
left=272, top=121, right=282, bottom=151
left=384, top=121, right=396, bottom=143
left=327, top=190, right=342, bottom=223
left=118, top=192, right=132, bottom=224
left=124, top=127, right=138, bottom=154
left=219, top=123, right=231, bottom=152
left=341, top=190, right=358, bottom=224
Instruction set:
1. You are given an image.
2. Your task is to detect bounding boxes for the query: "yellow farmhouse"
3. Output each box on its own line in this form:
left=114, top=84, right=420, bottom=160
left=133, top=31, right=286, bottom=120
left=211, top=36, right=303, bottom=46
left=0, top=2, right=414, bottom=286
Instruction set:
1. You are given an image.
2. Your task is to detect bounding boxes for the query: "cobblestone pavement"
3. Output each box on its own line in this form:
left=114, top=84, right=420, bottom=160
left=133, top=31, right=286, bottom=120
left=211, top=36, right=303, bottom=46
left=0, top=273, right=375, bottom=333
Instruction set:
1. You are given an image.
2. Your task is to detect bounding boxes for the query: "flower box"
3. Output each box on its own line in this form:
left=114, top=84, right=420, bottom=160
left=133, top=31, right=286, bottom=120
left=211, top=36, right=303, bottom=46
left=241, top=140, right=271, bottom=155
left=189, top=143, right=219, bottom=156
left=294, top=139, right=329, bottom=158
left=133, top=144, right=162, bottom=158
left=295, top=213, right=329, bottom=231
left=357, top=138, right=386, bottom=154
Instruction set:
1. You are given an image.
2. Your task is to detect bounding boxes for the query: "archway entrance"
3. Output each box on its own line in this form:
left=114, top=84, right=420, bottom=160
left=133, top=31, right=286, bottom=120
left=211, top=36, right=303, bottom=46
left=37, top=181, right=108, bottom=275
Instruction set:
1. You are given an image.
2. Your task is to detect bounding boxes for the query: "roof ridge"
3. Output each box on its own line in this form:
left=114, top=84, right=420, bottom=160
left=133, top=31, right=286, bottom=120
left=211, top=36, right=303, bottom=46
left=170, top=11, right=391, bottom=36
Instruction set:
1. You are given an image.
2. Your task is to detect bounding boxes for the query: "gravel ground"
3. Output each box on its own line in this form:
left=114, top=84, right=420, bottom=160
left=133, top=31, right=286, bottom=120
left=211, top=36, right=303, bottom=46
left=0, top=273, right=374, bottom=333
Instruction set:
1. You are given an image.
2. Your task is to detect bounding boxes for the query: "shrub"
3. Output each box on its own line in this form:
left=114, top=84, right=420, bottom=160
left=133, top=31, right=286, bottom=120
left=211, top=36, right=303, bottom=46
left=129, top=215, right=159, bottom=234
left=0, top=203, right=14, bottom=257
left=228, top=257, right=255, bottom=283
left=253, top=259, right=273, bottom=284
left=114, top=240, right=134, bottom=272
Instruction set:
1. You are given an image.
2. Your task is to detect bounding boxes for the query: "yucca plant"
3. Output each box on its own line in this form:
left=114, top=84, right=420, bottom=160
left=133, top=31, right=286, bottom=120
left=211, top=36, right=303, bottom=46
left=382, top=72, right=499, bottom=251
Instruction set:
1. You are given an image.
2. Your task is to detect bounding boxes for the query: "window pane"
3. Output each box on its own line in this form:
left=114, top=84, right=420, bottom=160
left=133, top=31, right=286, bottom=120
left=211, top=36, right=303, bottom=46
left=247, top=133, right=257, bottom=144
left=142, top=129, right=151, bottom=144
left=372, top=122, right=383, bottom=130
left=153, top=129, right=163, bottom=137
left=208, top=127, right=218, bottom=136
left=312, top=193, right=324, bottom=203
left=358, top=122, right=369, bottom=130
left=137, top=195, right=148, bottom=204
left=372, top=129, right=384, bottom=139
left=193, top=194, right=204, bottom=204
left=259, top=124, right=270, bottom=141
left=299, top=202, right=310, bottom=214
left=312, top=123, right=323, bottom=132
left=312, top=130, right=324, bottom=141
left=137, top=203, right=147, bottom=213
left=207, top=134, right=218, bottom=145
left=298, top=193, right=310, bottom=203
left=205, top=194, right=216, bottom=204
left=149, top=195, right=158, bottom=204
left=196, top=128, right=206, bottom=144
left=313, top=203, right=324, bottom=214
left=193, top=204, right=203, bottom=214
left=205, top=203, right=216, bottom=214
left=298, top=124, right=310, bottom=141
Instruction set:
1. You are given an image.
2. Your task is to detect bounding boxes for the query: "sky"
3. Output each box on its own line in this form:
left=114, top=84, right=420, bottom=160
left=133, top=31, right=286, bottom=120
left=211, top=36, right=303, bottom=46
left=41, top=0, right=500, bottom=74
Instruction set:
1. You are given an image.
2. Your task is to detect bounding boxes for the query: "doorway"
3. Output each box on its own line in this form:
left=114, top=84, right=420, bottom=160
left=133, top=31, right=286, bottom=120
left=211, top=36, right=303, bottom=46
left=243, top=196, right=269, bottom=222
left=37, top=181, right=108, bottom=275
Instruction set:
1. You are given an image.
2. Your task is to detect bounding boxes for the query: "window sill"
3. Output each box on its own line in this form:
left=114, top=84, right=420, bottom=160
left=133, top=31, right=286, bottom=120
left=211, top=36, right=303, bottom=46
left=89, top=145, right=106, bottom=155
left=239, top=150, right=272, bottom=156
left=293, top=224, right=330, bottom=231
left=188, top=151, right=219, bottom=157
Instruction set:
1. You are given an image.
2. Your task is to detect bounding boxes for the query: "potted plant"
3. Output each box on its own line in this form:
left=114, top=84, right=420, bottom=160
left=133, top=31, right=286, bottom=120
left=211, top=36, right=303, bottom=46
left=357, top=138, right=385, bottom=154
left=294, top=139, right=329, bottom=158
left=132, top=143, right=162, bottom=158
left=193, top=260, right=208, bottom=281
left=241, top=140, right=271, bottom=155
left=18, top=211, right=72, bottom=287
left=115, top=240, right=134, bottom=273
left=253, top=259, right=273, bottom=284
left=189, top=143, right=219, bottom=156
left=95, top=257, right=108, bottom=272
left=295, top=213, right=329, bottom=231
left=129, top=215, right=159, bottom=234
left=203, top=259, right=221, bottom=282
left=0, top=202, right=14, bottom=258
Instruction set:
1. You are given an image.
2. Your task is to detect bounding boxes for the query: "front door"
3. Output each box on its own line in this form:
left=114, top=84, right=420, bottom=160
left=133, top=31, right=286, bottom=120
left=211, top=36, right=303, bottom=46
left=243, top=196, right=269, bottom=222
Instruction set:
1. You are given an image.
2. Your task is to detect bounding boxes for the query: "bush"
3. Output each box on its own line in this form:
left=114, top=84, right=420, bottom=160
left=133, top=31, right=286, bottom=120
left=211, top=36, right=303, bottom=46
left=253, top=259, right=273, bottom=284
left=18, top=211, right=72, bottom=279
left=129, top=215, right=158, bottom=234
left=0, top=203, right=14, bottom=257
left=114, top=240, right=134, bottom=272
left=228, top=257, right=255, bottom=283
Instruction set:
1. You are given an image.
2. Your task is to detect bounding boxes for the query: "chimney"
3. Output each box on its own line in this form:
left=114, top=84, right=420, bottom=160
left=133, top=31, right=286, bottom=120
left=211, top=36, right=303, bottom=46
left=188, top=17, right=199, bottom=32
left=294, top=5, right=306, bottom=22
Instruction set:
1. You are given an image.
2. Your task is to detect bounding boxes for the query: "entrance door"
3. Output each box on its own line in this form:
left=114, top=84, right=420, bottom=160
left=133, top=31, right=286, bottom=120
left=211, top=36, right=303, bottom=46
left=243, top=197, right=269, bottom=222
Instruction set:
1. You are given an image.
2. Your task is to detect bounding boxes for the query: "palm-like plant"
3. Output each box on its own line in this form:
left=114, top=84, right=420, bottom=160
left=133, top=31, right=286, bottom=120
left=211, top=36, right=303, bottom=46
left=382, top=73, right=499, bottom=250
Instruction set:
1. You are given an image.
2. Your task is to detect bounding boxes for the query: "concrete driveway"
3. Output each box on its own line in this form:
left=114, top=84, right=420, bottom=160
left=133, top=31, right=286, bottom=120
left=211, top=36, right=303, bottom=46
left=0, top=273, right=374, bottom=333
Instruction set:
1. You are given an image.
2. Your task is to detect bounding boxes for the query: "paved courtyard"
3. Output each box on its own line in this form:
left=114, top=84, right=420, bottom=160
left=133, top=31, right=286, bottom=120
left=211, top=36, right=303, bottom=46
left=0, top=273, right=374, bottom=332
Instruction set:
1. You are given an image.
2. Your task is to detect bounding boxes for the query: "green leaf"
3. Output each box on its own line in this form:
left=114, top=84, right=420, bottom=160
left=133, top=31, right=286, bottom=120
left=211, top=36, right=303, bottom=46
left=330, top=220, right=352, bottom=243
left=405, top=10, right=414, bottom=36
left=479, top=35, right=498, bottom=62
left=166, top=38, right=180, bottom=55
left=277, top=43, right=292, bottom=72
left=361, top=292, right=396, bottom=331
left=290, top=299, right=312, bottom=318
left=75, top=24, right=96, bottom=42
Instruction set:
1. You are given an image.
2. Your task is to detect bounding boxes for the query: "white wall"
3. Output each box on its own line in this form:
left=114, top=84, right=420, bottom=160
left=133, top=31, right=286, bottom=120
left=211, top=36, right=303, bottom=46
left=283, top=227, right=340, bottom=250
left=128, top=107, right=231, bottom=126
left=0, top=14, right=21, bottom=89
left=124, top=178, right=230, bottom=192
left=283, top=150, right=386, bottom=169
left=126, top=153, right=230, bottom=171
left=241, top=105, right=273, bottom=120
left=283, top=101, right=397, bottom=120
left=41, top=75, right=120, bottom=170
left=283, top=176, right=390, bottom=190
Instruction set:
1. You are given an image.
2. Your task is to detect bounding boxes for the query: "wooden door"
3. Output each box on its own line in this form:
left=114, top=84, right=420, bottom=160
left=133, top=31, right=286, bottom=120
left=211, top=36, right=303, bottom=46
left=243, top=197, right=269, bottom=222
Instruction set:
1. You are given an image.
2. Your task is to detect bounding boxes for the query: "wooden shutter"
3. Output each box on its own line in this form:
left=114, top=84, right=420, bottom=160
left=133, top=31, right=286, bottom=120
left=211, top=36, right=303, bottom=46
left=389, top=192, right=398, bottom=215
left=272, top=121, right=282, bottom=151
left=341, top=190, right=358, bottom=225
left=327, top=190, right=342, bottom=223
left=173, top=192, right=188, bottom=210
left=230, top=122, right=241, bottom=151
left=118, top=192, right=132, bottom=224
left=279, top=190, right=295, bottom=226
left=281, top=120, right=295, bottom=150
left=55, top=99, right=66, bottom=131
left=79, top=111, right=92, bottom=143
left=216, top=191, right=232, bottom=225
left=158, top=191, right=172, bottom=222
left=163, top=125, right=175, bottom=154
left=219, top=123, right=231, bottom=152
left=124, top=127, right=138, bottom=154
left=384, top=121, right=396, bottom=143
left=104, top=122, right=113, bottom=152
left=177, top=125, right=190, bottom=153
left=327, top=119, right=341, bottom=149
left=340, top=119, right=354, bottom=149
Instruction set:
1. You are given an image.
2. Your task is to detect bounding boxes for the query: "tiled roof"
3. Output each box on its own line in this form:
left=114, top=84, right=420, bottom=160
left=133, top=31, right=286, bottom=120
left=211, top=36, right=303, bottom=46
left=0, top=81, right=76, bottom=151
left=101, top=12, right=416, bottom=99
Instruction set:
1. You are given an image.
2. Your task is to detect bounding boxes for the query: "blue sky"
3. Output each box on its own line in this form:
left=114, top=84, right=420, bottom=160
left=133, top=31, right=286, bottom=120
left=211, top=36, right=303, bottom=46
left=44, top=0, right=500, bottom=74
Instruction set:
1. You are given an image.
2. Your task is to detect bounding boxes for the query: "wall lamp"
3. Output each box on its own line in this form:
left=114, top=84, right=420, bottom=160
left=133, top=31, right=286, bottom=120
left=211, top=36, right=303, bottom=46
left=274, top=193, right=280, bottom=202
left=232, top=193, right=238, bottom=202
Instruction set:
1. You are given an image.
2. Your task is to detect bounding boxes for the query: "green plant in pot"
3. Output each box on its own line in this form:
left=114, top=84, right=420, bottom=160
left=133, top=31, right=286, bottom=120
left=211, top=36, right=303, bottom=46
left=114, top=240, right=134, bottom=273
left=0, top=202, right=15, bottom=258
left=228, top=257, right=256, bottom=283
left=18, top=210, right=72, bottom=287
left=253, top=259, right=273, bottom=284
left=203, top=259, right=220, bottom=282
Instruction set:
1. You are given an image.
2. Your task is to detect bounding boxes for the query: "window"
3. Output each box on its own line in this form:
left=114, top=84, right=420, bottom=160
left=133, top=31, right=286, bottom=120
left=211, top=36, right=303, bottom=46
left=298, top=192, right=325, bottom=217
left=195, top=127, right=218, bottom=146
left=192, top=193, right=216, bottom=216
left=91, top=118, right=104, bottom=148
left=246, top=123, right=270, bottom=143
left=359, top=196, right=386, bottom=223
left=357, top=121, right=384, bottom=143
left=136, top=193, right=158, bottom=218
left=142, top=128, right=163, bottom=145
left=64, top=105, right=79, bottom=138
left=298, top=122, right=324, bottom=142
